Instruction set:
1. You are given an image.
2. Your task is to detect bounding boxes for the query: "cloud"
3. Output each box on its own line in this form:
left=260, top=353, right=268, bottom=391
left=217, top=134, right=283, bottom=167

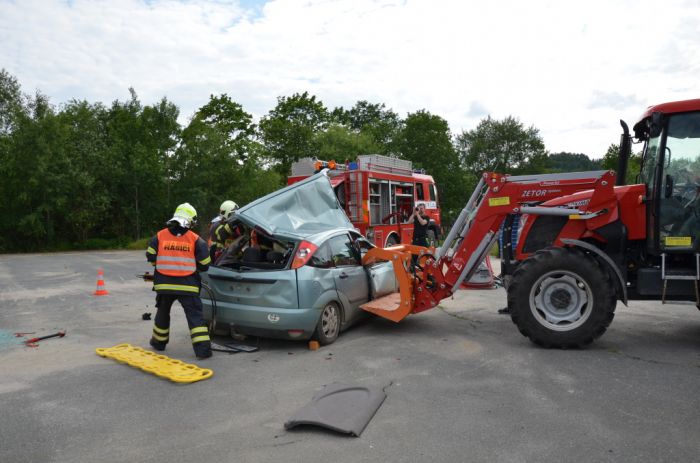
left=587, top=91, right=644, bottom=111
left=1, top=0, right=699, bottom=159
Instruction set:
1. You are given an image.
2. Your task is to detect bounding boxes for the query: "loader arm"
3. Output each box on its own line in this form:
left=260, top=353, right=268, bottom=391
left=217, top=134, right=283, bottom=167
left=361, top=170, right=618, bottom=322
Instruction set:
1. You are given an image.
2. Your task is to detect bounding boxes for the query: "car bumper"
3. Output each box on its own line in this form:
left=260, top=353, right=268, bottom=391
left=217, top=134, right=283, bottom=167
left=202, top=298, right=319, bottom=340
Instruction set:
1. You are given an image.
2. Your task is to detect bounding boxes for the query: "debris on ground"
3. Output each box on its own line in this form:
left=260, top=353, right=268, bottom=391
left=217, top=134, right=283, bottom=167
left=285, top=382, right=387, bottom=437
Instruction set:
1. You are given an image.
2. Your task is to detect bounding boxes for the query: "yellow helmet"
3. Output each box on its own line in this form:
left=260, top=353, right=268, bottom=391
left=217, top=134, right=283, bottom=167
left=170, top=202, right=197, bottom=228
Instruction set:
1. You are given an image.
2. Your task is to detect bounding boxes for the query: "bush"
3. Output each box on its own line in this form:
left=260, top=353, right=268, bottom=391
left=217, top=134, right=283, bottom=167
left=126, top=237, right=151, bottom=250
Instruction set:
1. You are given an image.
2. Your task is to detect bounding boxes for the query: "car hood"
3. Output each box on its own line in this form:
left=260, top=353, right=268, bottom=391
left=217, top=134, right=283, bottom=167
left=234, top=170, right=354, bottom=240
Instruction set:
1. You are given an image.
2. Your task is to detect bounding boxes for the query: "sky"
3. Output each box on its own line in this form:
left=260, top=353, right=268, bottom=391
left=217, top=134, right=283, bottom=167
left=1, top=0, right=700, bottom=158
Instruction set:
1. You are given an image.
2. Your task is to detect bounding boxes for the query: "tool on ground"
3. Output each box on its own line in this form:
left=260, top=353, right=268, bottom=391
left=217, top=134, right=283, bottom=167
left=142, top=312, right=152, bottom=320
left=210, top=342, right=239, bottom=354
left=93, top=269, right=109, bottom=296
left=137, top=272, right=154, bottom=281
left=14, top=332, right=35, bottom=337
left=96, top=344, right=213, bottom=384
left=25, top=330, right=66, bottom=347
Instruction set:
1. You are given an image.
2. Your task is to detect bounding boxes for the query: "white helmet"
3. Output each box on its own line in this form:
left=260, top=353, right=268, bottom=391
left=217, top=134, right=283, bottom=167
left=219, top=200, right=239, bottom=220
left=170, top=202, right=197, bottom=228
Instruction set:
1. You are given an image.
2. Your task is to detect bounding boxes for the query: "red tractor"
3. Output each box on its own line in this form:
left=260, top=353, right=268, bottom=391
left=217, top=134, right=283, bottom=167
left=362, top=98, right=700, bottom=347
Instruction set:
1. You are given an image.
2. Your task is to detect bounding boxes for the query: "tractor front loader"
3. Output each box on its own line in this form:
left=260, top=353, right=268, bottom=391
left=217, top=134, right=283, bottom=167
left=363, top=98, right=700, bottom=348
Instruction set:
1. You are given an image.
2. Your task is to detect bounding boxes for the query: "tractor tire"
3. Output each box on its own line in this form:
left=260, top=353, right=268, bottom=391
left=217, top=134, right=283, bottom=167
left=507, top=247, right=616, bottom=348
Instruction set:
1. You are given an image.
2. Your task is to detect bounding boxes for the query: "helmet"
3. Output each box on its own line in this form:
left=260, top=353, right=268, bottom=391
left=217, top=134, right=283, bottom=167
left=219, top=200, right=239, bottom=220
left=170, top=202, right=198, bottom=228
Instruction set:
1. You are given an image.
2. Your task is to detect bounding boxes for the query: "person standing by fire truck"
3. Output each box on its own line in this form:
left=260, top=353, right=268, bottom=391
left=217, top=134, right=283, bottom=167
left=410, top=203, right=429, bottom=247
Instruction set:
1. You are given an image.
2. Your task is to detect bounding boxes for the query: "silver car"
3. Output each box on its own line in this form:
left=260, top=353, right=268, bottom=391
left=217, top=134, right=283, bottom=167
left=201, top=172, right=397, bottom=345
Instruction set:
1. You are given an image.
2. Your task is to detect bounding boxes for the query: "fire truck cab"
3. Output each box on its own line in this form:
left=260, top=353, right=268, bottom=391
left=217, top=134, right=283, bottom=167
left=289, top=155, right=441, bottom=247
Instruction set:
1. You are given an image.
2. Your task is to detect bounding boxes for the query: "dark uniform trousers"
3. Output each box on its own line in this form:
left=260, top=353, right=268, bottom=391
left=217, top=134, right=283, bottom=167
left=151, top=294, right=211, bottom=357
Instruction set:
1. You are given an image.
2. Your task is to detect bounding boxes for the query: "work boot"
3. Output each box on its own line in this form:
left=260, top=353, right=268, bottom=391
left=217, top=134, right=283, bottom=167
left=149, top=338, right=166, bottom=351
left=194, top=342, right=212, bottom=359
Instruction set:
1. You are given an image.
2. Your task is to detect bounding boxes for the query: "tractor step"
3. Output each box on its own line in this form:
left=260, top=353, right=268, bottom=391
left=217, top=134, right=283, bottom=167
left=661, top=253, right=700, bottom=304
left=96, top=344, right=213, bottom=384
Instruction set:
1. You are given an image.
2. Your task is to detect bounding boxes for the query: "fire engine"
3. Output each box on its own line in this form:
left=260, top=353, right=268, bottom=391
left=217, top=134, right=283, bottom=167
left=289, top=155, right=442, bottom=247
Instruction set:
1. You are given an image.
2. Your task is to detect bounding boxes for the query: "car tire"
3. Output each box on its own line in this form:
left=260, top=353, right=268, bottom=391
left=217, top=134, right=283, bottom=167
left=313, top=302, right=341, bottom=345
left=508, top=247, right=616, bottom=348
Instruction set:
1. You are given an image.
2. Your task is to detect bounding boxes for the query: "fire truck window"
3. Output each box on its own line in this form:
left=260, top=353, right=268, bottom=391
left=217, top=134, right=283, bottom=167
left=335, top=184, right=346, bottom=208
left=415, top=183, right=424, bottom=200
left=429, top=184, right=437, bottom=202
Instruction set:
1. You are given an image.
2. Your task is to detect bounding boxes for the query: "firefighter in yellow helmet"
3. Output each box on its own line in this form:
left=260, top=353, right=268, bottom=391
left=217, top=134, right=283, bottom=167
left=146, top=203, right=213, bottom=359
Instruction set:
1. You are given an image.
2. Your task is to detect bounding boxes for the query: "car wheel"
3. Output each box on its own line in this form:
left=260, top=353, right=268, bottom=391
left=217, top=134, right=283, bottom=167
left=314, top=302, right=341, bottom=345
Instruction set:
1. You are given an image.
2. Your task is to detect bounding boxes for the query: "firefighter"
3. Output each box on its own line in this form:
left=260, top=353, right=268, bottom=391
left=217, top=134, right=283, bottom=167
left=209, top=200, right=239, bottom=234
left=146, top=203, right=213, bottom=359
left=210, top=200, right=244, bottom=260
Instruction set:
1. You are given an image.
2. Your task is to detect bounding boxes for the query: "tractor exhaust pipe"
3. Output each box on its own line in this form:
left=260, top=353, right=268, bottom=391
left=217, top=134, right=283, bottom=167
left=616, top=120, right=631, bottom=186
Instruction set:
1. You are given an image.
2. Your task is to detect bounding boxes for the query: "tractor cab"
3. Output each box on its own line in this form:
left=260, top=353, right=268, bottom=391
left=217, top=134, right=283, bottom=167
left=634, top=101, right=700, bottom=255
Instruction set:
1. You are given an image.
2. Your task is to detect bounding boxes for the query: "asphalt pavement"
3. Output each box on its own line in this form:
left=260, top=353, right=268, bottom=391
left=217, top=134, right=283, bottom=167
left=1, top=251, right=699, bottom=463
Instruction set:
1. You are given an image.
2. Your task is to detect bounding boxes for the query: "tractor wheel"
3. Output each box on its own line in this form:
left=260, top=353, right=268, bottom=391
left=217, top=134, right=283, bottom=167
left=507, top=247, right=616, bottom=348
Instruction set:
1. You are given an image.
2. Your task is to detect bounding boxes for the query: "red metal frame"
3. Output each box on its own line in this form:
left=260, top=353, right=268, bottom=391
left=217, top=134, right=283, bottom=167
left=362, top=170, right=622, bottom=321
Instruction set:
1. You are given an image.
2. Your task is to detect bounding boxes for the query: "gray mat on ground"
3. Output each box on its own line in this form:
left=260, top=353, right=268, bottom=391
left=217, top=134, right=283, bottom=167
left=284, top=382, right=387, bottom=437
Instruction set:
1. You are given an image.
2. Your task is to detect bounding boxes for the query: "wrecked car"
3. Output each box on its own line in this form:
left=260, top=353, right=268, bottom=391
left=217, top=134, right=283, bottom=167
left=201, top=172, right=397, bottom=345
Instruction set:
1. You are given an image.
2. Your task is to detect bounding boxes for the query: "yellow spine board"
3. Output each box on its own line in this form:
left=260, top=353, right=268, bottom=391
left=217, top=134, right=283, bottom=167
left=96, top=344, right=213, bottom=384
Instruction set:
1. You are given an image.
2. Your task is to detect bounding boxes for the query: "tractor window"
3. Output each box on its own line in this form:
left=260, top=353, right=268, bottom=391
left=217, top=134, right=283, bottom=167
left=658, top=112, right=700, bottom=248
left=640, top=134, right=661, bottom=192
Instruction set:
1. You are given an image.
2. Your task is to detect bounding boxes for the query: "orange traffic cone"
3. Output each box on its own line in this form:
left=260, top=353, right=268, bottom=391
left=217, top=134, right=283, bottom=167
left=94, top=269, right=109, bottom=296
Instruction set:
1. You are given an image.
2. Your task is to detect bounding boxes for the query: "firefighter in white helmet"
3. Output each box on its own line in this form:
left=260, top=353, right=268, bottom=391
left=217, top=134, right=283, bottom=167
left=146, top=203, right=212, bottom=359
left=209, top=199, right=243, bottom=260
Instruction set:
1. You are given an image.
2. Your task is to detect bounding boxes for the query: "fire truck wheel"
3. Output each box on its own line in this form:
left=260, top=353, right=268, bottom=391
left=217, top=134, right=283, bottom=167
left=313, top=302, right=341, bottom=345
left=507, top=247, right=616, bottom=348
left=386, top=234, right=399, bottom=246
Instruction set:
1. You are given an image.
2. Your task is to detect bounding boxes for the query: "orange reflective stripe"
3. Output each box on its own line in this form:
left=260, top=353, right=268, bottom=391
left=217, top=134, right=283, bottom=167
left=156, top=229, right=201, bottom=277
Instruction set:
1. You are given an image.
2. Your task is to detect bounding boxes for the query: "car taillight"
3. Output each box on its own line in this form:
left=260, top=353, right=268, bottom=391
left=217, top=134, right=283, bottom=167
left=291, top=241, right=318, bottom=269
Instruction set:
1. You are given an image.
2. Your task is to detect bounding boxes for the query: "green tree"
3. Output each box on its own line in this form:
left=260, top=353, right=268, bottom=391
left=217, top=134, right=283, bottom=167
left=456, top=116, right=547, bottom=178
left=314, top=124, right=381, bottom=161
left=600, top=143, right=642, bottom=184
left=331, top=100, right=402, bottom=154
left=258, top=92, right=328, bottom=176
left=101, top=89, right=180, bottom=240
left=397, top=110, right=466, bottom=221
left=174, top=94, right=279, bottom=226
left=547, top=152, right=602, bottom=172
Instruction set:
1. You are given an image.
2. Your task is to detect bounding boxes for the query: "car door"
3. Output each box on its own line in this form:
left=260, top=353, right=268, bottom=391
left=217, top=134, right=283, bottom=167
left=354, top=233, right=398, bottom=299
left=327, top=233, right=369, bottom=322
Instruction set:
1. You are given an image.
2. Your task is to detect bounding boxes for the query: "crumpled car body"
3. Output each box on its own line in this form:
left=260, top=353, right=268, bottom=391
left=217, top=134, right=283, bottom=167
left=201, top=171, right=397, bottom=344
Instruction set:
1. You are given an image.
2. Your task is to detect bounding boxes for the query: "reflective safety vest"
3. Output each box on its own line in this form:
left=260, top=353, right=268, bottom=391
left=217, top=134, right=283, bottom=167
left=156, top=229, right=200, bottom=277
